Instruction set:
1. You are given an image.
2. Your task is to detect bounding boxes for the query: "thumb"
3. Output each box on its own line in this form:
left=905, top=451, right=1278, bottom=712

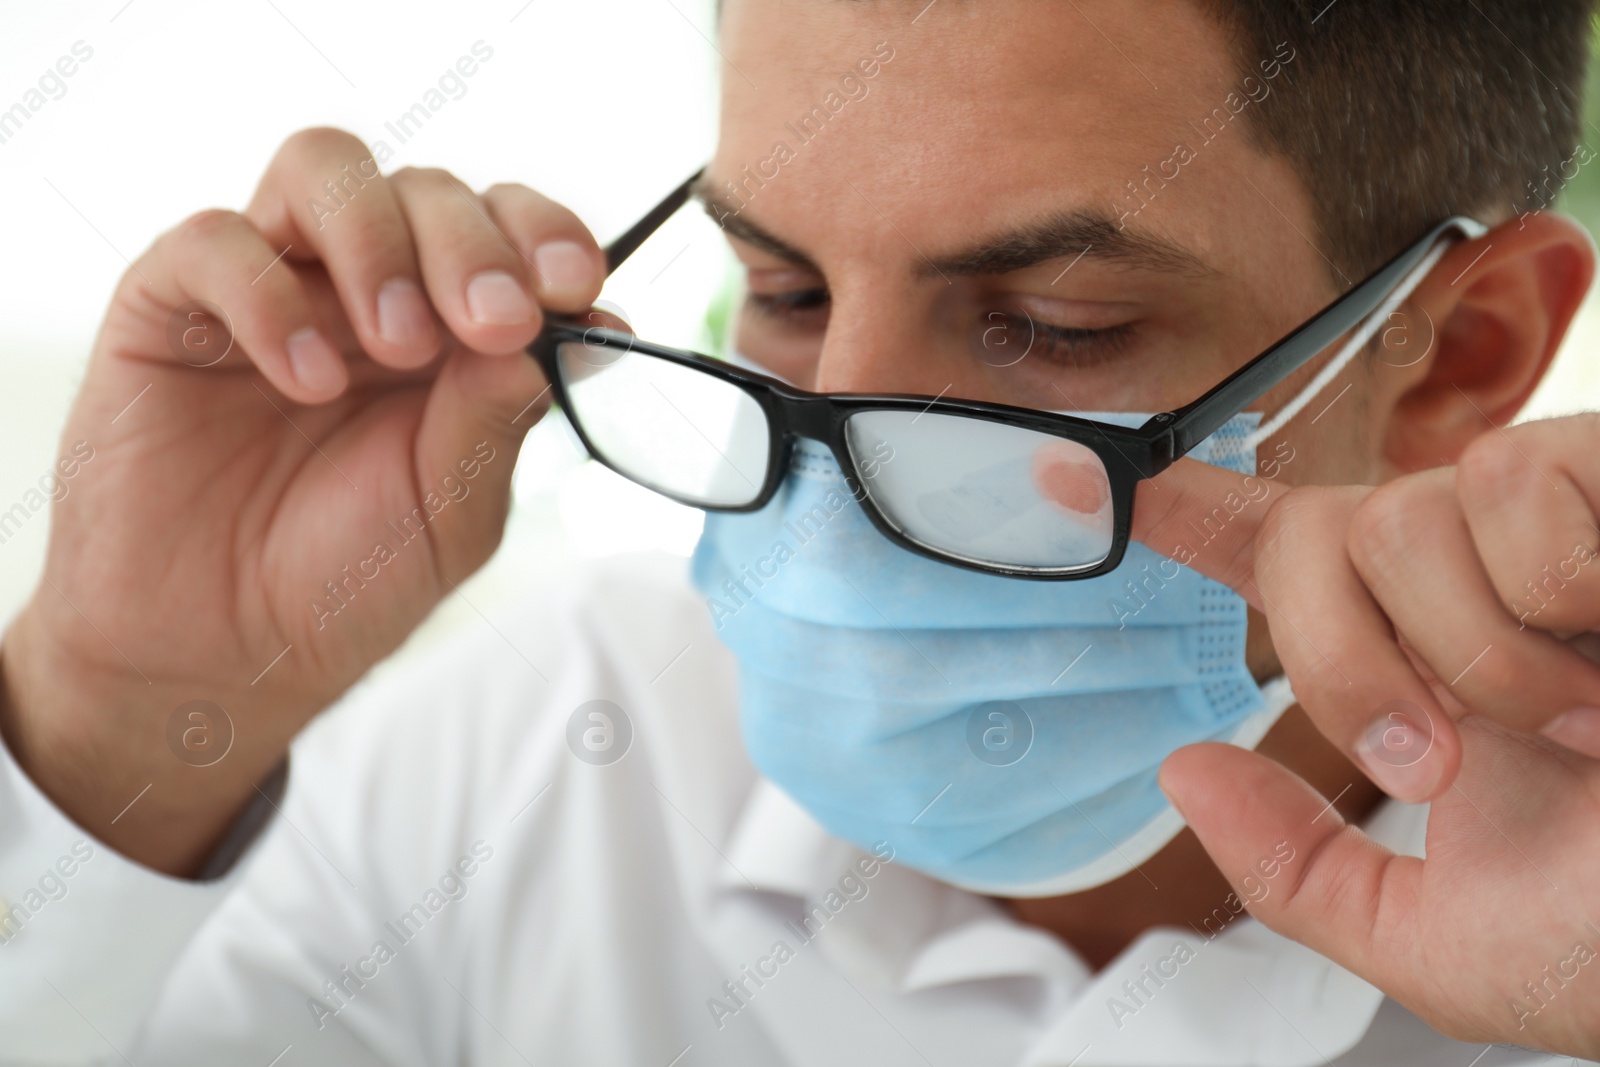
left=1130, top=456, right=1292, bottom=607
left=410, top=342, right=551, bottom=584
left=1159, top=742, right=1422, bottom=994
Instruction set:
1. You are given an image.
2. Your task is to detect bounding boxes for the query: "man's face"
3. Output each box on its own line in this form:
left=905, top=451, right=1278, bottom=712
left=710, top=0, right=1384, bottom=495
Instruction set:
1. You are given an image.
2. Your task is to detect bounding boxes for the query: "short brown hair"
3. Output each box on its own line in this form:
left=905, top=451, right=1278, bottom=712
left=1206, top=0, right=1598, bottom=279
left=723, top=0, right=1596, bottom=280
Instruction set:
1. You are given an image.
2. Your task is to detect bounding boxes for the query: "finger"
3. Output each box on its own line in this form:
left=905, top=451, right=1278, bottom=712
left=1350, top=469, right=1600, bottom=731
left=1122, top=456, right=1294, bottom=608
left=390, top=170, right=545, bottom=355
left=126, top=208, right=345, bottom=403
left=1253, top=485, right=1463, bottom=800
left=480, top=182, right=606, bottom=312
left=1541, top=706, right=1600, bottom=759
left=1458, top=415, right=1600, bottom=633
left=410, top=337, right=554, bottom=585
left=1093, top=450, right=1466, bottom=800
left=1159, top=742, right=1422, bottom=997
left=244, top=127, right=442, bottom=370
left=269, top=264, right=442, bottom=392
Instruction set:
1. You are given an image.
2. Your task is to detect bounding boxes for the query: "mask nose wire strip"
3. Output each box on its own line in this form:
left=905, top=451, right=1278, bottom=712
left=1241, top=233, right=1468, bottom=452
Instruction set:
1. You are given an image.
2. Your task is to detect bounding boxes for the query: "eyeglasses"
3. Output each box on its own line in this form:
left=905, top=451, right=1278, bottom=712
left=527, top=169, right=1482, bottom=580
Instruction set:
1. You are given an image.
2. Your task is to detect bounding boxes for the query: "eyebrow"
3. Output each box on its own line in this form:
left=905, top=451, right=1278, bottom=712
left=919, top=210, right=1215, bottom=280
left=690, top=174, right=1214, bottom=281
left=691, top=175, right=822, bottom=271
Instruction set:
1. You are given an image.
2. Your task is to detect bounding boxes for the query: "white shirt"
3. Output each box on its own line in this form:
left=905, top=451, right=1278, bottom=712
left=0, top=552, right=1584, bottom=1065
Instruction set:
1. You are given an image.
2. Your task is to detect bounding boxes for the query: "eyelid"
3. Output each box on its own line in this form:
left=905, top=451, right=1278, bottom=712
left=1007, top=293, right=1143, bottom=331
left=745, top=266, right=826, bottom=294
left=745, top=288, right=830, bottom=325
left=1022, top=319, right=1138, bottom=368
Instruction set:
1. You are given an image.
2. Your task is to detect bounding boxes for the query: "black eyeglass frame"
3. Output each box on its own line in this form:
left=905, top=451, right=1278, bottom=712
left=527, top=168, right=1481, bottom=580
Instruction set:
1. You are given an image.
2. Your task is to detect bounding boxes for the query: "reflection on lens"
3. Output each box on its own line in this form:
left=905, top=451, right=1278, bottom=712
left=845, top=410, right=1113, bottom=571
left=557, top=342, right=771, bottom=507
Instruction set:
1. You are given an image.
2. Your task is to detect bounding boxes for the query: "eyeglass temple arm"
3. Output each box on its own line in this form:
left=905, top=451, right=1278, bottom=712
left=1151, top=215, right=1483, bottom=463
left=602, top=168, right=706, bottom=276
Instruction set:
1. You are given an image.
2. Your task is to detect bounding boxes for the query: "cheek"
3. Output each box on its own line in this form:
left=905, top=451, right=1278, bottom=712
left=1282, top=394, right=1377, bottom=484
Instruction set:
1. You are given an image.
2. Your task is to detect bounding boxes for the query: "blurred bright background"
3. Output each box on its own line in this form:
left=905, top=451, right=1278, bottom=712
left=1, top=1, right=1598, bottom=671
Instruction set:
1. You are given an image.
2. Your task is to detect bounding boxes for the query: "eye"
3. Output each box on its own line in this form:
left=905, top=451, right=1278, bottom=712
left=745, top=287, right=830, bottom=329
left=980, top=311, right=1136, bottom=369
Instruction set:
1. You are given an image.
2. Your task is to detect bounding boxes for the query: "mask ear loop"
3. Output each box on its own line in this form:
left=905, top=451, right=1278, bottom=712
left=1241, top=219, right=1489, bottom=452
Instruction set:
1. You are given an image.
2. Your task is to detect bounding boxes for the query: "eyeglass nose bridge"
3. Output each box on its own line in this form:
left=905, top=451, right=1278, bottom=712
left=756, top=388, right=880, bottom=500
left=764, top=388, right=839, bottom=448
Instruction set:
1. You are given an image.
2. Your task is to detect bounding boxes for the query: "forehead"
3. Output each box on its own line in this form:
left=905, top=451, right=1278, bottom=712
left=712, top=0, right=1318, bottom=286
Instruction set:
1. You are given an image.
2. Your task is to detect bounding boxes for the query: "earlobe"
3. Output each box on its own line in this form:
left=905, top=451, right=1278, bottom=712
left=1381, top=211, right=1596, bottom=474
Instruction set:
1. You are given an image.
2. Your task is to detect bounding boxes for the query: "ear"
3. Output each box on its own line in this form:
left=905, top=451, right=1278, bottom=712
left=1375, top=211, right=1595, bottom=477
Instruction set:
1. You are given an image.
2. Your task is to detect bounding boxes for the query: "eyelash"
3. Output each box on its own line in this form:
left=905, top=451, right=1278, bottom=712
left=994, top=313, right=1138, bottom=368
left=746, top=288, right=830, bottom=323
left=747, top=289, right=1138, bottom=367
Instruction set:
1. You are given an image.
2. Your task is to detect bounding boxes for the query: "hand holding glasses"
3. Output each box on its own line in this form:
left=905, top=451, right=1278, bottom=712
left=527, top=170, right=1482, bottom=579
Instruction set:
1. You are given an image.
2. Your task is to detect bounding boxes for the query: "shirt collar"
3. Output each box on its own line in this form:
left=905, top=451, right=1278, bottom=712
left=719, top=775, right=1429, bottom=1067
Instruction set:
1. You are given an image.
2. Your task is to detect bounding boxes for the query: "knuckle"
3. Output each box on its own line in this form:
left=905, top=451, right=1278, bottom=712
left=1455, top=430, right=1526, bottom=501
left=1518, top=410, right=1600, bottom=446
left=1271, top=829, right=1334, bottom=913
left=1256, top=486, right=1337, bottom=572
left=277, top=126, right=368, bottom=168
left=1529, top=600, right=1585, bottom=632
left=1571, top=410, right=1600, bottom=444
left=1252, top=500, right=1294, bottom=578
left=482, top=181, right=536, bottom=201
left=1304, top=855, right=1365, bottom=926
left=1347, top=481, right=1421, bottom=568
left=1463, top=644, right=1520, bottom=694
left=1517, top=544, right=1600, bottom=630
left=335, top=205, right=413, bottom=260
left=484, top=183, right=589, bottom=238
left=1286, top=638, right=1366, bottom=710
left=1256, top=488, right=1300, bottom=547
left=171, top=208, right=248, bottom=250
left=390, top=165, right=455, bottom=189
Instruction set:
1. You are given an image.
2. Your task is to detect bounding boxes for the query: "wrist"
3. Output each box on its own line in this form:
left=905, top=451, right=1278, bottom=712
left=0, top=602, right=280, bottom=876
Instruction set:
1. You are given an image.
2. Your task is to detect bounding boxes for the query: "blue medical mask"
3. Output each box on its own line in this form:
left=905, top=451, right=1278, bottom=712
left=690, top=410, right=1296, bottom=896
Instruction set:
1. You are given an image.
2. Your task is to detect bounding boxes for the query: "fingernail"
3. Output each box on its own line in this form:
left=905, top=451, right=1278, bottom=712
left=377, top=277, right=435, bottom=347
left=285, top=327, right=345, bottom=394
left=533, top=240, right=598, bottom=303
left=1355, top=699, right=1441, bottom=801
left=466, top=270, right=535, bottom=326
left=1542, top=707, right=1600, bottom=750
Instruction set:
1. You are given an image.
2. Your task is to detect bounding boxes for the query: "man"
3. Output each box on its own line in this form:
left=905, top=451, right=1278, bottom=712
left=2, top=0, right=1600, bottom=1062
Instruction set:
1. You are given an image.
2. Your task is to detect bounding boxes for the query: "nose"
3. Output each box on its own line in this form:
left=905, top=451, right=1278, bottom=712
left=812, top=287, right=962, bottom=397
